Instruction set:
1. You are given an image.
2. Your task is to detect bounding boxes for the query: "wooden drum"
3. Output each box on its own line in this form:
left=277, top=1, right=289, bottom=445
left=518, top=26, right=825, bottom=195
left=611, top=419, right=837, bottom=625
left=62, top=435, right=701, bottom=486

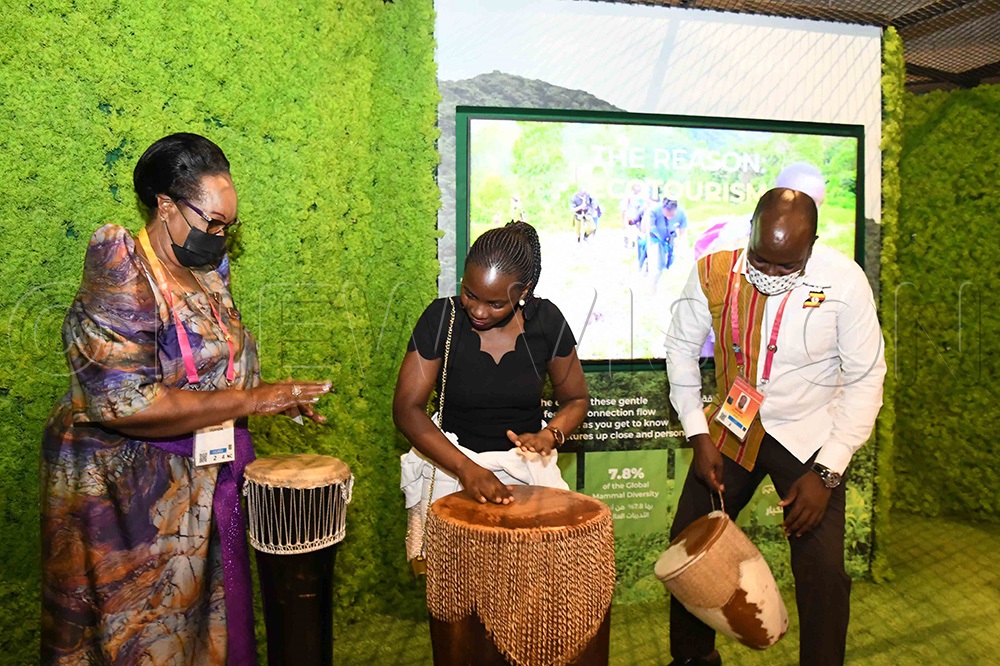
left=425, top=486, right=615, bottom=666
left=243, top=454, right=354, bottom=666
left=654, top=510, right=788, bottom=650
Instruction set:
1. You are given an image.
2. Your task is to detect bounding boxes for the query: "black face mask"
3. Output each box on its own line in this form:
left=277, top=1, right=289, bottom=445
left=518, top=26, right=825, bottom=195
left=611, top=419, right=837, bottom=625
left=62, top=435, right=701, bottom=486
left=165, top=214, right=227, bottom=270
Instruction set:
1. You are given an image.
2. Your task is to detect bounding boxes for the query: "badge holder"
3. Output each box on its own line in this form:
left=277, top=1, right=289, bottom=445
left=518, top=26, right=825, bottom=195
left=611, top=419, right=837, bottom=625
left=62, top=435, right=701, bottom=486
left=714, top=375, right=764, bottom=441
left=194, top=420, right=236, bottom=466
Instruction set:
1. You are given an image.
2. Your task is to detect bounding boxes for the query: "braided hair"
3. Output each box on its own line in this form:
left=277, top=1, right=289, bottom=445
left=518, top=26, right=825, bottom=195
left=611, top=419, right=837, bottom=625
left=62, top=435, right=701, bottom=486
left=466, top=221, right=543, bottom=318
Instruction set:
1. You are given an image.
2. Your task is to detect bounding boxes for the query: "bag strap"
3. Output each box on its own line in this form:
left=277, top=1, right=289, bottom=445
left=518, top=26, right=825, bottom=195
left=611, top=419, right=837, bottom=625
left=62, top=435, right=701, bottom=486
left=437, top=296, right=457, bottom=420
left=420, top=297, right=457, bottom=559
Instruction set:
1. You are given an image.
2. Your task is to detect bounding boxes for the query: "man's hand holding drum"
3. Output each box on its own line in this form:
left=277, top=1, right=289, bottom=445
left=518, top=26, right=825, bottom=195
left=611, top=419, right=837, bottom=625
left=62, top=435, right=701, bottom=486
left=689, top=433, right=725, bottom=495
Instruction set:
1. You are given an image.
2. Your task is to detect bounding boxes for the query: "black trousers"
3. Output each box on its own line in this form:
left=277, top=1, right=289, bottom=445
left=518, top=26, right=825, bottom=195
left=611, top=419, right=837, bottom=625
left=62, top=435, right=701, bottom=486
left=669, top=433, right=851, bottom=666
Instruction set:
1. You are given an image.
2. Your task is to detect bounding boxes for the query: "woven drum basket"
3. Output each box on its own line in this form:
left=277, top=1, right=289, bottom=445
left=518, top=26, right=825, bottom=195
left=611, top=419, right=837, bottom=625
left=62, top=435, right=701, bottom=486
left=654, top=510, right=787, bottom=650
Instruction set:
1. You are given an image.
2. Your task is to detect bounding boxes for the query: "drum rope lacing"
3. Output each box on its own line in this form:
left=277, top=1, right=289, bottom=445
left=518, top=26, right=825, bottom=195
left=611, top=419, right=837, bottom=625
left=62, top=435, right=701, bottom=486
left=244, top=473, right=354, bottom=555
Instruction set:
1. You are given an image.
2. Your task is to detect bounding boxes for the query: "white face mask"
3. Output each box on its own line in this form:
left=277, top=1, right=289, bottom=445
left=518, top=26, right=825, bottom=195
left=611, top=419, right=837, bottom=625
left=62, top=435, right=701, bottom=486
left=745, top=259, right=802, bottom=296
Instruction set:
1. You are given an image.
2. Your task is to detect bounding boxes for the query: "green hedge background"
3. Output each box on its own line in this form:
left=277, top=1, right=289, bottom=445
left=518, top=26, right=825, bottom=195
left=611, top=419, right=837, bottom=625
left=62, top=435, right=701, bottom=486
left=0, top=0, right=439, bottom=661
left=5, top=1, right=999, bottom=660
left=892, top=81, right=1000, bottom=522
left=872, top=26, right=904, bottom=580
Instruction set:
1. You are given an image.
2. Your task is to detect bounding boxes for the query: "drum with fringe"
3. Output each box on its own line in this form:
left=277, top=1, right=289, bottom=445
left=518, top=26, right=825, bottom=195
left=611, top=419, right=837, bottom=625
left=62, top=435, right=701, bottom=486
left=425, top=485, right=615, bottom=666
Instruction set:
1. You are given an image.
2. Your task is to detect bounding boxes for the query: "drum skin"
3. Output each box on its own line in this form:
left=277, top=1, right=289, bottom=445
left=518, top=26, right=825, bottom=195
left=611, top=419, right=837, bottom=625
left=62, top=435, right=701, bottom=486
left=425, top=486, right=615, bottom=666
left=654, top=511, right=788, bottom=650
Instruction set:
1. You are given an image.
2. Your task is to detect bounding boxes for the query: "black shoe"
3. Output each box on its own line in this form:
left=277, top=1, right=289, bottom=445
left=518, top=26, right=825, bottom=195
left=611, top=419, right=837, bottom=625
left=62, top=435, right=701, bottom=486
left=667, top=652, right=722, bottom=666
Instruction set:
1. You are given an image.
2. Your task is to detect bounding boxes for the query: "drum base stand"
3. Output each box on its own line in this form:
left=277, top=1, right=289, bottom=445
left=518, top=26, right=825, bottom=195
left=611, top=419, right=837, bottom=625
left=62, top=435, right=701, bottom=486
left=256, top=546, right=338, bottom=666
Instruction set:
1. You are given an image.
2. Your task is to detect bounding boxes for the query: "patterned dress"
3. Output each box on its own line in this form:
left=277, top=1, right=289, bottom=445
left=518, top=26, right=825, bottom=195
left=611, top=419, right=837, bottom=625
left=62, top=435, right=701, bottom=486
left=41, top=224, right=260, bottom=665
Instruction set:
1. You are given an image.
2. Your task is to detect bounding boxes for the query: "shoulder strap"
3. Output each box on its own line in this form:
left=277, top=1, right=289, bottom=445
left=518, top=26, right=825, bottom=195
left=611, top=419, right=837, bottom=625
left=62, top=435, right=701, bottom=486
left=437, top=297, right=457, bottom=420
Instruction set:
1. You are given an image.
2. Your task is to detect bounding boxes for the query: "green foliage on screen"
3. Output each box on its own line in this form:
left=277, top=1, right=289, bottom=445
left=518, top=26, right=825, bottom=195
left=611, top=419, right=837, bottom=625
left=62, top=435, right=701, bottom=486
left=892, top=78, right=1000, bottom=523
left=0, top=0, right=439, bottom=659
left=468, top=118, right=859, bottom=260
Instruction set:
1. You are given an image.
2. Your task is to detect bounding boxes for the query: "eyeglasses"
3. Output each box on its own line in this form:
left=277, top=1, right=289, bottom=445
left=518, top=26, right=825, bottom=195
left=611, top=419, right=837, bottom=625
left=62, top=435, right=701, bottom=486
left=177, top=198, right=241, bottom=235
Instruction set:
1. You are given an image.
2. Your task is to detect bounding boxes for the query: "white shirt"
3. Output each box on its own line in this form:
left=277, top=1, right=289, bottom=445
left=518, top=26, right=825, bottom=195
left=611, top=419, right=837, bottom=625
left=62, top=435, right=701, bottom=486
left=664, top=244, right=886, bottom=474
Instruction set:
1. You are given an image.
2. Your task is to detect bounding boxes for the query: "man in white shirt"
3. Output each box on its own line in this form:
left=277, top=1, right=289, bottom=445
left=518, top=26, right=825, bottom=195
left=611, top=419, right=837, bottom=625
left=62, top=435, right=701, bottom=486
left=664, top=188, right=886, bottom=666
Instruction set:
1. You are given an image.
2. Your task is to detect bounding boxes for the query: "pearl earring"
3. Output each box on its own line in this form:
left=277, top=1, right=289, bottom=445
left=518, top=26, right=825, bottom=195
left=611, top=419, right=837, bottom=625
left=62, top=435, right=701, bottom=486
left=518, top=298, right=526, bottom=307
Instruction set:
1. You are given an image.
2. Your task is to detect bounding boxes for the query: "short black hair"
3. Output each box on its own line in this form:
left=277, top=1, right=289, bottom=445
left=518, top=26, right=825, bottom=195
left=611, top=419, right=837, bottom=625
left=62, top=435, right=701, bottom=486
left=133, top=133, right=230, bottom=217
left=465, top=221, right=543, bottom=318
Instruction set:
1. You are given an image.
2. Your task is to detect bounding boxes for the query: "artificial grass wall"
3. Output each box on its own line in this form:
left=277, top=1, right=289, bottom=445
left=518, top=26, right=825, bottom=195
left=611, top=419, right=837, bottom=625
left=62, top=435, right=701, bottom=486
left=892, top=81, right=1000, bottom=522
left=872, top=26, right=904, bottom=580
left=0, top=0, right=439, bottom=659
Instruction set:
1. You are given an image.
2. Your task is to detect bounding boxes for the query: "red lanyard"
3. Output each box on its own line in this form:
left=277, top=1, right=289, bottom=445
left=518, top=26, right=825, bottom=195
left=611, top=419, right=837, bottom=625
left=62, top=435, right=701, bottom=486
left=728, top=253, right=793, bottom=385
left=138, top=228, right=236, bottom=385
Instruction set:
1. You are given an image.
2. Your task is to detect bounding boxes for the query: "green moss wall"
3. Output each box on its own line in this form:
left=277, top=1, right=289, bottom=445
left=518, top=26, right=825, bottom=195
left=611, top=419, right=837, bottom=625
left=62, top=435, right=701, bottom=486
left=872, top=26, right=904, bottom=580
left=0, top=0, right=439, bottom=659
left=892, top=82, right=1000, bottom=522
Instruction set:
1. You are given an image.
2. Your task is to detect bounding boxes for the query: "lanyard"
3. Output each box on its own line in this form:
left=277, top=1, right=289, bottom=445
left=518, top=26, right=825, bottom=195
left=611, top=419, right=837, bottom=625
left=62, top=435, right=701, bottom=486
left=728, top=253, right=793, bottom=385
left=137, top=228, right=236, bottom=385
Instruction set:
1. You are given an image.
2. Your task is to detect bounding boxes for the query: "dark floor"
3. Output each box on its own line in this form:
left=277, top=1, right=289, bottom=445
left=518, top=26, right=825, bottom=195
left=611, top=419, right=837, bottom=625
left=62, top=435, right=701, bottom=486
left=332, top=512, right=1000, bottom=665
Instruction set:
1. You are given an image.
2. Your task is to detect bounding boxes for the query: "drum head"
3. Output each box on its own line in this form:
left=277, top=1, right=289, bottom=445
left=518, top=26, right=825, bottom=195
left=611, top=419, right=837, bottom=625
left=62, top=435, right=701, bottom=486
left=431, top=485, right=608, bottom=531
left=654, top=510, right=728, bottom=581
left=244, top=453, right=351, bottom=489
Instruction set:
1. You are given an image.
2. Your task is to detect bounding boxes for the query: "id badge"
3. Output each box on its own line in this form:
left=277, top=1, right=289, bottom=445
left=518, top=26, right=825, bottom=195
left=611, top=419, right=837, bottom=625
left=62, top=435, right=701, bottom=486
left=714, top=376, right=764, bottom=441
left=194, top=420, right=236, bottom=466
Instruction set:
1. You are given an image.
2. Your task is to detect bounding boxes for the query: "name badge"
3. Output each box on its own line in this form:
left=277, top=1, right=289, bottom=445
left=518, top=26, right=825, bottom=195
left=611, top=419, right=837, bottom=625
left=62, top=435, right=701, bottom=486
left=714, top=376, right=764, bottom=441
left=194, top=420, right=236, bottom=466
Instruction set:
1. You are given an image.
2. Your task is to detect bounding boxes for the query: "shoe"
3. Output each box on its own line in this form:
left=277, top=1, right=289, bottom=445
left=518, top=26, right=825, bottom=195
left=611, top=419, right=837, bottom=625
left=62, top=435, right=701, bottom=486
left=667, top=651, right=722, bottom=666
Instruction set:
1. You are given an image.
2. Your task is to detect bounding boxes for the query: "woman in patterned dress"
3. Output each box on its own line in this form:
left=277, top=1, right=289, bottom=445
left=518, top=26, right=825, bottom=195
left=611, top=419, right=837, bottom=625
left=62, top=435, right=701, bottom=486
left=41, top=133, right=331, bottom=665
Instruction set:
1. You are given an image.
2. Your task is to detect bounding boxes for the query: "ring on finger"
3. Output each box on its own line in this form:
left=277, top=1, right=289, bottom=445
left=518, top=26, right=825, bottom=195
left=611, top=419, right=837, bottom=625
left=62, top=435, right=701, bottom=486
left=291, top=385, right=302, bottom=397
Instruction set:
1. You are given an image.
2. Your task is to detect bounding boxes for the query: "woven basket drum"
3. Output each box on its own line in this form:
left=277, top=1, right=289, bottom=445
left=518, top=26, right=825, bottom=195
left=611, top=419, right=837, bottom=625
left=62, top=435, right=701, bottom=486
left=425, top=485, right=616, bottom=666
left=654, top=511, right=788, bottom=650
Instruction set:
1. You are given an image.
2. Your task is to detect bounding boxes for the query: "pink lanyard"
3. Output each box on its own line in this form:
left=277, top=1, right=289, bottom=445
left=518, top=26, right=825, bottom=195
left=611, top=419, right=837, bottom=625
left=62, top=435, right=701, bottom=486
left=138, top=228, right=236, bottom=385
left=728, top=254, right=793, bottom=385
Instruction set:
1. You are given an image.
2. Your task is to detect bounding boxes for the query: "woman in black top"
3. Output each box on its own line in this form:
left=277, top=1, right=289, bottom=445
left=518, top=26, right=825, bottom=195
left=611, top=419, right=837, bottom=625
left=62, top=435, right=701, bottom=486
left=394, top=221, right=589, bottom=505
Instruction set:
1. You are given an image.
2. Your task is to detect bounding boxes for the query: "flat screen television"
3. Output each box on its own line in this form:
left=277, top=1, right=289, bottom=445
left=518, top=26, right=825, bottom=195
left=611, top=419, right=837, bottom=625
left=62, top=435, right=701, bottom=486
left=456, top=106, right=864, bottom=365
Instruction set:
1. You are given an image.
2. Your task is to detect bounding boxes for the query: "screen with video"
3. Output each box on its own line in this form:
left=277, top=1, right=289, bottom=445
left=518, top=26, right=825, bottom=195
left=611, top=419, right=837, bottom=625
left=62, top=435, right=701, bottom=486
left=457, top=107, right=864, bottom=364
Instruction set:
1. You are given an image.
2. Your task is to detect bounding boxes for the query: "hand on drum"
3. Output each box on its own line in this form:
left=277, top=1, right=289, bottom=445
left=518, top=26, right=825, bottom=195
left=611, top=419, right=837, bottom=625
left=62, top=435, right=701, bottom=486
left=690, top=433, right=725, bottom=494
left=250, top=380, right=332, bottom=423
left=506, top=429, right=557, bottom=456
left=458, top=462, right=514, bottom=505
left=778, top=471, right=832, bottom=538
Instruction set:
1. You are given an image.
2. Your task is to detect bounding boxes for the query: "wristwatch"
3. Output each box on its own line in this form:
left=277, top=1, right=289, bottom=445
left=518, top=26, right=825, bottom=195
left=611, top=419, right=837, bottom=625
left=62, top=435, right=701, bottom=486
left=811, top=462, right=842, bottom=489
left=545, top=426, right=566, bottom=447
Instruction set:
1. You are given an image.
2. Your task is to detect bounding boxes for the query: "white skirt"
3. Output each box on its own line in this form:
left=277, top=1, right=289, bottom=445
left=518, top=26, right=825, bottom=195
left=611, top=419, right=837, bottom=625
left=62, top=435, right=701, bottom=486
left=400, top=418, right=569, bottom=561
